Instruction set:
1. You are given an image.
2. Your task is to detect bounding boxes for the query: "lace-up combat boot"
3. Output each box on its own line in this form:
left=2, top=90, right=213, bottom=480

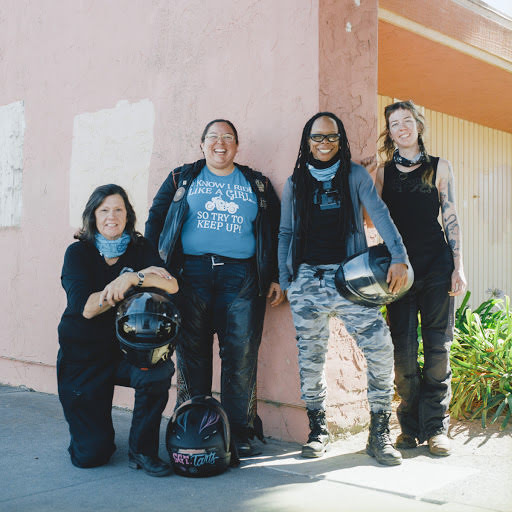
left=301, top=409, right=330, bottom=458
left=366, top=411, right=402, bottom=466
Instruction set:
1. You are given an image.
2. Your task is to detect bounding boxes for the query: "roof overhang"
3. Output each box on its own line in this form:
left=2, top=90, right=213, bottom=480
left=378, top=3, right=512, bottom=133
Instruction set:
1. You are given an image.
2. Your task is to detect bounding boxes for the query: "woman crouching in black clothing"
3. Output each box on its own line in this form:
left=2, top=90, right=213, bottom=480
left=57, top=184, right=178, bottom=476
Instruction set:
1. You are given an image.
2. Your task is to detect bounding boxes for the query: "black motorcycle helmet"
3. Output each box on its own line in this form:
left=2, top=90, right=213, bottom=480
left=335, top=244, right=414, bottom=307
left=115, top=288, right=180, bottom=368
left=166, top=395, right=233, bottom=477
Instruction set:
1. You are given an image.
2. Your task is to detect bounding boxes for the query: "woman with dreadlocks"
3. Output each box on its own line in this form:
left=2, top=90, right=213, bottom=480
left=278, top=112, right=409, bottom=465
left=376, top=100, right=466, bottom=456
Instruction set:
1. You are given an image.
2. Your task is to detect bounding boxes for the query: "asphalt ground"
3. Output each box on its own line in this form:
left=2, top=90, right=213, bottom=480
left=1, top=384, right=511, bottom=512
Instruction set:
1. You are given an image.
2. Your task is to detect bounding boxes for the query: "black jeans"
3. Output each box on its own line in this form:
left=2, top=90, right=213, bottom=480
left=386, top=249, right=454, bottom=443
left=57, top=350, right=174, bottom=468
left=175, top=255, right=266, bottom=439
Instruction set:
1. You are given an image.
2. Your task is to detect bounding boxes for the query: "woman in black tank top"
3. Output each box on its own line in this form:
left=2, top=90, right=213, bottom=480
left=376, top=100, right=466, bottom=456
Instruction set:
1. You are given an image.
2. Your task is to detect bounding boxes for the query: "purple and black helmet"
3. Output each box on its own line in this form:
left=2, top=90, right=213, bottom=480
left=166, top=395, right=233, bottom=477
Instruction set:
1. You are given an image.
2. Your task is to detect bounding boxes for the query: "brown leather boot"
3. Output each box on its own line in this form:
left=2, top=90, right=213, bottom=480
left=395, top=432, right=418, bottom=449
left=428, top=434, right=451, bottom=456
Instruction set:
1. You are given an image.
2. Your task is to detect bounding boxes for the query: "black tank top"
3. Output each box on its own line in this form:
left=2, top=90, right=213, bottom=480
left=382, top=157, right=451, bottom=278
left=302, top=179, right=345, bottom=265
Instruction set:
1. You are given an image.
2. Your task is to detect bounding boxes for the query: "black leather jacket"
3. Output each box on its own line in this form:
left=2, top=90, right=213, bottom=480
left=145, top=159, right=280, bottom=296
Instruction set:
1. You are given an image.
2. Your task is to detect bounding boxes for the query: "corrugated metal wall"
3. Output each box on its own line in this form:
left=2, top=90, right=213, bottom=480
left=378, top=95, right=512, bottom=307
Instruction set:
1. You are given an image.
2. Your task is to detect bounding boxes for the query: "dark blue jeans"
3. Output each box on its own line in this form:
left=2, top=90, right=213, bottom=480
left=386, top=249, right=454, bottom=443
left=57, top=351, right=174, bottom=468
left=175, top=255, right=266, bottom=439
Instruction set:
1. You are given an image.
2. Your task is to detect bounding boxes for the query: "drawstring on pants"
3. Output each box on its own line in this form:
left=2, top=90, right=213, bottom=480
left=313, top=269, right=325, bottom=288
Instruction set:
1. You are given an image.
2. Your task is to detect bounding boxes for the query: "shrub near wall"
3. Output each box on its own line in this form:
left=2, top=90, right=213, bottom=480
left=451, top=292, right=512, bottom=430
left=389, top=291, right=512, bottom=430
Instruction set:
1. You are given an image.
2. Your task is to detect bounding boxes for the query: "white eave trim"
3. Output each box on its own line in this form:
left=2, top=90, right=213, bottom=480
left=451, top=0, right=512, bottom=28
left=378, top=7, right=512, bottom=73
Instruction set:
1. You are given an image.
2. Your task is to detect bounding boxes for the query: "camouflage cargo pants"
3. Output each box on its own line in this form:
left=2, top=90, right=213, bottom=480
left=287, top=263, right=394, bottom=413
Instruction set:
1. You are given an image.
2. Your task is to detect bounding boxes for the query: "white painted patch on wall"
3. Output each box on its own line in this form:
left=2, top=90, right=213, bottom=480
left=346, top=22, right=352, bottom=32
left=0, top=101, right=25, bottom=227
left=69, top=99, right=155, bottom=231
left=354, top=0, right=360, bottom=6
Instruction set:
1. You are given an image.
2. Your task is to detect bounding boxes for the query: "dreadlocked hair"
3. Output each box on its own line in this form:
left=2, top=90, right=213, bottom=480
left=292, top=112, right=355, bottom=244
left=378, top=100, right=434, bottom=187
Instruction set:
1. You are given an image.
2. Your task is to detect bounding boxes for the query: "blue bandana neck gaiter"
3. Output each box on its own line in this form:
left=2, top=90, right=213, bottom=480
left=307, top=160, right=340, bottom=182
left=94, top=232, right=130, bottom=258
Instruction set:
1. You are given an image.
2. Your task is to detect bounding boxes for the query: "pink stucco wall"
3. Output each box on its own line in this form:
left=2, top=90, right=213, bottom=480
left=0, top=0, right=379, bottom=442
left=317, top=0, right=379, bottom=432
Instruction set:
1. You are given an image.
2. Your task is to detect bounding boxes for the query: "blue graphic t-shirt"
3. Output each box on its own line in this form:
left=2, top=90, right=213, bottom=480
left=181, top=166, right=258, bottom=258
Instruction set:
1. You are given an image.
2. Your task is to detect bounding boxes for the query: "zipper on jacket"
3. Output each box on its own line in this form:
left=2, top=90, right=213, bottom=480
left=241, top=166, right=265, bottom=296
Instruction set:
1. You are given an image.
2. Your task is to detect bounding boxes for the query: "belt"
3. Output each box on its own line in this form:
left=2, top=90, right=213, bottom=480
left=184, top=253, right=255, bottom=267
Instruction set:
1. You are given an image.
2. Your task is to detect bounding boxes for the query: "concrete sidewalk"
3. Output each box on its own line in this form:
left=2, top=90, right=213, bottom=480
left=1, top=384, right=511, bottom=512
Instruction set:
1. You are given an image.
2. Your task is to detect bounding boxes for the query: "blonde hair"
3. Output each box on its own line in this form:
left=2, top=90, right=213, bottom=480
left=378, top=100, right=433, bottom=187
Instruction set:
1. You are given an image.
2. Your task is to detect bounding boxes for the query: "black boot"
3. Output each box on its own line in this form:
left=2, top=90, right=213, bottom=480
left=128, top=452, right=172, bottom=477
left=301, top=409, right=329, bottom=458
left=232, top=425, right=263, bottom=458
left=233, top=434, right=262, bottom=458
left=366, top=411, right=402, bottom=466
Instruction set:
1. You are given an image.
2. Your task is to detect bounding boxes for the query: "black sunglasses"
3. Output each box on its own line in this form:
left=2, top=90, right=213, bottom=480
left=310, top=133, right=341, bottom=143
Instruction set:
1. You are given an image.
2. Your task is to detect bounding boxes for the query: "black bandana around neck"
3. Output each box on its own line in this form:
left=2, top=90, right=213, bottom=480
left=393, top=148, right=427, bottom=167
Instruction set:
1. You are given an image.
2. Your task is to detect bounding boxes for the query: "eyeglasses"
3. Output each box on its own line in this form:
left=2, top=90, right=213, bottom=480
left=310, top=133, right=341, bottom=143
left=204, top=134, right=236, bottom=144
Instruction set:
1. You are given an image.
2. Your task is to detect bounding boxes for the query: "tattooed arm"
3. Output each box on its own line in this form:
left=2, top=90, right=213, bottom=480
left=437, top=159, right=467, bottom=296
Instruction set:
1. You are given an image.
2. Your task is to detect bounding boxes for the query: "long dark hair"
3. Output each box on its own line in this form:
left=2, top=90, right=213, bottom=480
left=378, top=100, right=433, bottom=186
left=292, top=112, right=354, bottom=240
left=200, top=119, right=239, bottom=144
left=75, top=184, right=141, bottom=244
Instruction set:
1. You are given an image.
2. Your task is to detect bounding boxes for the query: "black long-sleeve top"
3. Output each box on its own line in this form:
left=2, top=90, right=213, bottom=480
left=58, top=238, right=162, bottom=362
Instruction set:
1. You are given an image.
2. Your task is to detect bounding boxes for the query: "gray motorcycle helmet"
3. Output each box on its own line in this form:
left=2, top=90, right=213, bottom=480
left=335, top=244, right=414, bottom=307
left=115, top=288, right=180, bottom=368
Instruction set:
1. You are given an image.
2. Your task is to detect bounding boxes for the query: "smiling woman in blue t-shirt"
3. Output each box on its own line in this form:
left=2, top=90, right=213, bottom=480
left=145, top=120, right=283, bottom=457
